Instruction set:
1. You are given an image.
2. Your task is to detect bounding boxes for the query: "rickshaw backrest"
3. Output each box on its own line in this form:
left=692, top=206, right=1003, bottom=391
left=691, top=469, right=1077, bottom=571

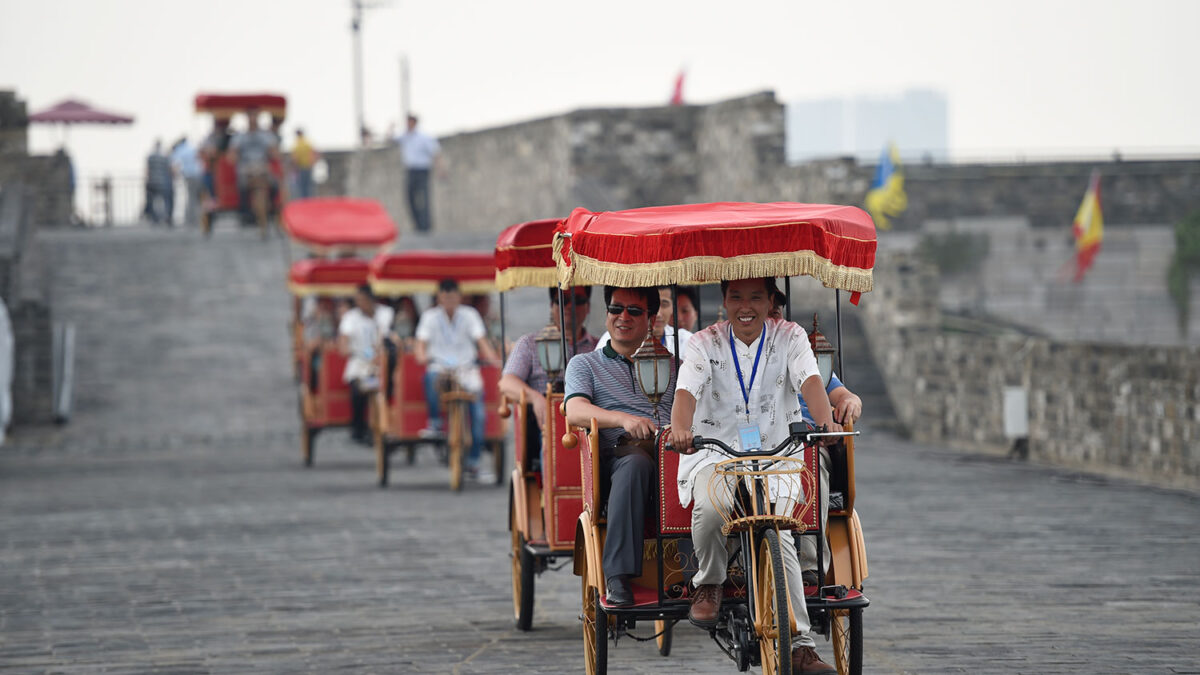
left=658, top=445, right=694, bottom=533
left=542, top=395, right=583, bottom=549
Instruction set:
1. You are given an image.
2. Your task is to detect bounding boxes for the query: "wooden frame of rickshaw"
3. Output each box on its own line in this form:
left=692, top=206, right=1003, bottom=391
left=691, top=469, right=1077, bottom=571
left=368, top=251, right=507, bottom=491
left=553, top=202, right=876, bottom=675
left=493, top=218, right=590, bottom=631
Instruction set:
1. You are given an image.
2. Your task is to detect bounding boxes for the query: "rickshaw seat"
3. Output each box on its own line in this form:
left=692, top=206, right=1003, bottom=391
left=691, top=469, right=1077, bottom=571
left=658, top=440, right=694, bottom=534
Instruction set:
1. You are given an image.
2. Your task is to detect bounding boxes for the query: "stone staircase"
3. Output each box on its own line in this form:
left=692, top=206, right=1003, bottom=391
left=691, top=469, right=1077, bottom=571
left=827, top=309, right=900, bottom=433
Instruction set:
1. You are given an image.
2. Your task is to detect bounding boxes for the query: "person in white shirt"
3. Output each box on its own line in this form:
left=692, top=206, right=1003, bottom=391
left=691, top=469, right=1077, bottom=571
left=414, top=279, right=500, bottom=479
left=669, top=277, right=841, bottom=675
left=594, top=287, right=693, bottom=355
left=398, top=114, right=441, bottom=233
left=338, top=284, right=395, bottom=445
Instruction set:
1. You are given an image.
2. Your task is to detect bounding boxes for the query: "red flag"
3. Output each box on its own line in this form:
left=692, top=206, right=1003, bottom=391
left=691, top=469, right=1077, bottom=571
left=670, top=71, right=685, bottom=106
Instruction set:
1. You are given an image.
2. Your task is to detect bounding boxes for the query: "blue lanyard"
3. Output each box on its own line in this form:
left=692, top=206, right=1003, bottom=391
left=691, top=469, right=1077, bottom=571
left=729, top=326, right=765, bottom=415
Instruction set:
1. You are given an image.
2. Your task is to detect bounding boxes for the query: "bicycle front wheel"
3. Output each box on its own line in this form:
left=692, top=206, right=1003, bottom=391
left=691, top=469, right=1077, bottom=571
left=755, top=528, right=792, bottom=675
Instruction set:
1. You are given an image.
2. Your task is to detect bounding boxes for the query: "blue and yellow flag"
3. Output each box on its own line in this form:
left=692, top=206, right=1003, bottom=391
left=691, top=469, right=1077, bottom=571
left=864, top=143, right=908, bottom=230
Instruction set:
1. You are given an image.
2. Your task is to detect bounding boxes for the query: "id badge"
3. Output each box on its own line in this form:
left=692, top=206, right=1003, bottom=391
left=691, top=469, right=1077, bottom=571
left=737, top=423, right=763, bottom=452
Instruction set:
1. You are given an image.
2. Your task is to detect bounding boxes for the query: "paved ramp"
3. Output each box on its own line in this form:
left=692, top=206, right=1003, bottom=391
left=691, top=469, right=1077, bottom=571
left=1, top=226, right=1197, bottom=673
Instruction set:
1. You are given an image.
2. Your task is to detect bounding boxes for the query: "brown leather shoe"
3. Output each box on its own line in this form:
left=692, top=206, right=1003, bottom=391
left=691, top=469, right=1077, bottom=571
left=688, top=584, right=722, bottom=626
left=791, top=645, right=836, bottom=674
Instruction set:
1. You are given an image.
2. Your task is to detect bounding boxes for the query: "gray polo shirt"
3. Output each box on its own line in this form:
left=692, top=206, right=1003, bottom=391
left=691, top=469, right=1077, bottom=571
left=564, top=344, right=676, bottom=450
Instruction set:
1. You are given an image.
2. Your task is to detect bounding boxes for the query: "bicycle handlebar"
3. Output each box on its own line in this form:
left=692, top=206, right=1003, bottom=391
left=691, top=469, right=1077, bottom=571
left=658, top=422, right=859, bottom=458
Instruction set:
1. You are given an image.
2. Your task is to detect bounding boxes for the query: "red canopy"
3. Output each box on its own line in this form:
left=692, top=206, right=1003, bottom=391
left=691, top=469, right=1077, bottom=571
left=282, top=198, right=398, bottom=254
left=287, top=258, right=370, bottom=297
left=194, top=93, right=287, bottom=121
left=28, top=99, right=134, bottom=125
left=369, top=251, right=496, bottom=296
left=493, top=218, right=562, bottom=291
left=554, top=202, right=876, bottom=298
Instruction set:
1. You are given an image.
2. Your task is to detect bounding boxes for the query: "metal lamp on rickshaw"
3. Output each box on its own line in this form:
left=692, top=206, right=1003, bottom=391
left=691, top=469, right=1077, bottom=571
left=554, top=201, right=875, bottom=675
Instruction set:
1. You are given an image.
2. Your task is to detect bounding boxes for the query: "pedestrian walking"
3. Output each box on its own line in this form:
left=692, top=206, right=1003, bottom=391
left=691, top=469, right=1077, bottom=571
left=170, top=137, right=205, bottom=226
left=397, top=114, right=440, bottom=233
left=144, top=139, right=173, bottom=225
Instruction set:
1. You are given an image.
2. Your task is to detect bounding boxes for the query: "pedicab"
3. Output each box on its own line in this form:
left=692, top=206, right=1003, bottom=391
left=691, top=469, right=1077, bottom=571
left=285, top=198, right=398, bottom=466
left=283, top=197, right=399, bottom=381
left=554, top=201, right=875, bottom=675
left=289, top=257, right=370, bottom=466
left=194, top=92, right=288, bottom=238
left=493, top=218, right=594, bottom=631
left=369, top=250, right=507, bottom=491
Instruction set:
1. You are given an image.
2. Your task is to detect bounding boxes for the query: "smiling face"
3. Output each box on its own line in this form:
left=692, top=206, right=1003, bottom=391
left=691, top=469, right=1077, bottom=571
left=606, top=288, right=655, bottom=353
left=723, top=278, right=773, bottom=344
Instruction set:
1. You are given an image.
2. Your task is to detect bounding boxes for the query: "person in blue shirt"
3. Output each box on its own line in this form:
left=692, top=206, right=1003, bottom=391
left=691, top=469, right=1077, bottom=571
left=769, top=293, right=862, bottom=584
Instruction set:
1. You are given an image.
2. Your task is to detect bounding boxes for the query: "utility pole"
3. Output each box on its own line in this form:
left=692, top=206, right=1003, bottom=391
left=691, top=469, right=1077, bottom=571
left=350, top=0, right=390, bottom=146
left=399, top=53, right=410, bottom=127
left=351, top=0, right=365, bottom=145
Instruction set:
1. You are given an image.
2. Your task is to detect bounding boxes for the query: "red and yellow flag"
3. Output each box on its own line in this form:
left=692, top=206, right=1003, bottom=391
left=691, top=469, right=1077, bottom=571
left=1071, top=171, right=1103, bottom=282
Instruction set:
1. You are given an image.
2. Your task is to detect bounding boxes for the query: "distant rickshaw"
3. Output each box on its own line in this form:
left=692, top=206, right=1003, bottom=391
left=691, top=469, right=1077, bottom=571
left=284, top=198, right=398, bottom=466
left=369, top=250, right=507, bottom=491
left=193, top=92, right=287, bottom=238
left=554, top=202, right=874, bottom=675
left=493, top=218, right=589, bottom=631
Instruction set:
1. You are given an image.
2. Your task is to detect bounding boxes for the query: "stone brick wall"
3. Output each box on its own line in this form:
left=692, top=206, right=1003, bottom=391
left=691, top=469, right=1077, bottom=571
left=0, top=90, right=28, bottom=156
left=899, top=160, right=1200, bottom=230
left=323, top=91, right=1200, bottom=237
left=0, top=91, right=74, bottom=227
left=439, top=115, right=573, bottom=229
left=0, top=184, right=55, bottom=425
left=861, top=252, right=1200, bottom=489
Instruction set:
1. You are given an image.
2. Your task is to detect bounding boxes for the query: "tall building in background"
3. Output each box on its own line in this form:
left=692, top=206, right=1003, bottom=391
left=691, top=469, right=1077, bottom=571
left=786, top=89, right=948, bottom=163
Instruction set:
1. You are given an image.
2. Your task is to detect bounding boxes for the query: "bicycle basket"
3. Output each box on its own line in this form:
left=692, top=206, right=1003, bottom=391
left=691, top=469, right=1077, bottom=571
left=707, top=455, right=817, bottom=536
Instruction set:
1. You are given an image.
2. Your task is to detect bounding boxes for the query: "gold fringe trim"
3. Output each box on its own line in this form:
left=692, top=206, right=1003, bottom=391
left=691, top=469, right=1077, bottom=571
left=370, top=278, right=495, bottom=296
left=287, top=281, right=361, bottom=297
left=560, top=249, right=873, bottom=293
left=495, top=266, right=558, bottom=291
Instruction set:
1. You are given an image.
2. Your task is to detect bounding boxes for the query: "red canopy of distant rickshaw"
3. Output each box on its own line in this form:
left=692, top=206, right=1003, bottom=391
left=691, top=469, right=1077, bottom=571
left=493, top=218, right=562, bottom=291
left=369, top=250, right=496, bottom=296
left=28, top=99, right=134, bottom=124
left=282, top=198, right=398, bottom=253
left=194, top=93, right=287, bottom=121
left=554, top=202, right=876, bottom=300
left=287, top=258, right=370, bottom=297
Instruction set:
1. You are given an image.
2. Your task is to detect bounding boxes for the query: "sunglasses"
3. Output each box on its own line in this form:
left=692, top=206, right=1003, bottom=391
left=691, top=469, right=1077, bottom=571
left=606, top=303, right=647, bottom=317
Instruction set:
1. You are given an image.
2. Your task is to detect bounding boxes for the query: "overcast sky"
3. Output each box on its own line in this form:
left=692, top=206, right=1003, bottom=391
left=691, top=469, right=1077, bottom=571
left=3, top=0, right=1198, bottom=181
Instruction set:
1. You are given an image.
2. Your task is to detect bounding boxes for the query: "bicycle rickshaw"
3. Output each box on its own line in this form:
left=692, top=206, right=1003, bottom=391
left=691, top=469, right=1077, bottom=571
left=493, top=218, right=592, bottom=631
left=283, top=197, right=399, bottom=382
left=368, top=250, right=507, bottom=491
left=193, top=92, right=287, bottom=238
left=554, top=202, right=875, bottom=675
left=284, top=198, right=398, bottom=466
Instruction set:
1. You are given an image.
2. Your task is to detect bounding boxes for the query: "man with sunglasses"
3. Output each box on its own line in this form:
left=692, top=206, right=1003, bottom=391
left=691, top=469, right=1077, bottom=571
left=669, top=277, right=841, bottom=675
left=499, top=286, right=597, bottom=447
left=594, top=287, right=693, bottom=356
left=564, top=286, right=677, bottom=607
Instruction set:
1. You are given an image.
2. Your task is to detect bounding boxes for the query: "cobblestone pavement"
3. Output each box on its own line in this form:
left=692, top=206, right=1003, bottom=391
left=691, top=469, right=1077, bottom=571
left=2, top=226, right=1199, bottom=674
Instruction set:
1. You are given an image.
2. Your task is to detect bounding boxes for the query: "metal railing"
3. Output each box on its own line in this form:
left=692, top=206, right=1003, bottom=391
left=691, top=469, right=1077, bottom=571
left=82, top=174, right=147, bottom=226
